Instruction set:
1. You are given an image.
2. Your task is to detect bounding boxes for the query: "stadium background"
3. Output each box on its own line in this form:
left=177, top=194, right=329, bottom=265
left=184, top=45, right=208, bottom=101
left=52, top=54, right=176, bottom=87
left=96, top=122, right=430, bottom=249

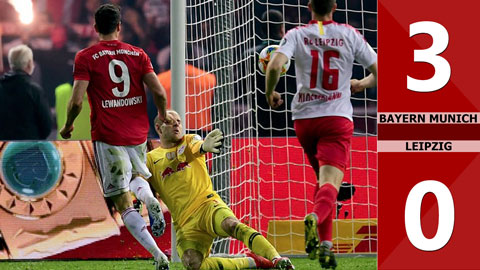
left=0, top=0, right=377, bottom=262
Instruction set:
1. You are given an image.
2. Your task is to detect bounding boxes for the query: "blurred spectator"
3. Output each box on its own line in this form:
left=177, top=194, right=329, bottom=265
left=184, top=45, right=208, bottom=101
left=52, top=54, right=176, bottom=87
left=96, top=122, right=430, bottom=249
left=258, top=9, right=284, bottom=48
left=0, top=45, right=52, bottom=140
left=153, top=63, right=216, bottom=136
left=253, top=9, right=296, bottom=137
left=44, top=0, right=67, bottom=24
left=55, top=82, right=91, bottom=140
left=154, top=24, right=170, bottom=72
left=62, top=0, right=84, bottom=24
left=63, top=0, right=100, bottom=47
left=120, top=6, right=148, bottom=48
left=142, top=0, right=169, bottom=29
left=77, top=0, right=101, bottom=24
left=34, top=25, right=76, bottom=108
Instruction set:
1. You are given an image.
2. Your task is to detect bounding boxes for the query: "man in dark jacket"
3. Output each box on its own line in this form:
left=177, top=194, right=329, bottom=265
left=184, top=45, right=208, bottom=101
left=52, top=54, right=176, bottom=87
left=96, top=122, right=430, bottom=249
left=0, top=44, right=52, bottom=140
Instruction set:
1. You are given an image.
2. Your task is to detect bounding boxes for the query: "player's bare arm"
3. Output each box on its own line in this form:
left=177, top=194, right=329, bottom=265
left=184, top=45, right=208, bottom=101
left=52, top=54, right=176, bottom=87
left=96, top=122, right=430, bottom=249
left=265, top=52, right=288, bottom=109
left=350, top=62, right=377, bottom=94
left=60, top=80, right=89, bottom=139
left=143, top=72, right=168, bottom=122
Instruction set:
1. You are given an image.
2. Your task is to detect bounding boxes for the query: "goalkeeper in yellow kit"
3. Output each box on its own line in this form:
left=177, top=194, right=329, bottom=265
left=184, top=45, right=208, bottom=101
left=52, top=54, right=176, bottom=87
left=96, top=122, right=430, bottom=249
left=142, top=110, right=294, bottom=270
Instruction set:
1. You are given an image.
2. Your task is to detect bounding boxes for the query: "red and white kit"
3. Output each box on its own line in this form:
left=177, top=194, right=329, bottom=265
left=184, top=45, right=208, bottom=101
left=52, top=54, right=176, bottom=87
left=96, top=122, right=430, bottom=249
left=74, top=40, right=153, bottom=146
left=276, top=20, right=376, bottom=121
left=277, top=20, right=376, bottom=169
left=74, top=40, right=155, bottom=197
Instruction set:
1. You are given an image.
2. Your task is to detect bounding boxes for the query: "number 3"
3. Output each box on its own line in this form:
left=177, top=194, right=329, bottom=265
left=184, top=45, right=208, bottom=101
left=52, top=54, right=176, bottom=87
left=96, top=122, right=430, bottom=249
left=408, top=21, right=451, bottom=92
left=109, top=59, right=130, bottom=97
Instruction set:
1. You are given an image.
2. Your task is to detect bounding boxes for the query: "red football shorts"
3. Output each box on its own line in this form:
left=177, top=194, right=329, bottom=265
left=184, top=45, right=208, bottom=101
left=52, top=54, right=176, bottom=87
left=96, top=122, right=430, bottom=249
left=294, top=116, right=353, bottom=173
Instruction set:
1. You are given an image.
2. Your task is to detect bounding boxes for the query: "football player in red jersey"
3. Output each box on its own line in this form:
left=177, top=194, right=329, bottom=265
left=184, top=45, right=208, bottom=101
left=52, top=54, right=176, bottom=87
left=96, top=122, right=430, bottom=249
left=60, top=4, right=169, bottom=270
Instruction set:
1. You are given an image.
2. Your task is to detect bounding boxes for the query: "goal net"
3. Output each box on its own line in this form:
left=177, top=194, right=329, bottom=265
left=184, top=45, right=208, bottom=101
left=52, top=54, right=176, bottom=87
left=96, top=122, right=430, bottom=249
left=183, top=0, right=377, bottom=256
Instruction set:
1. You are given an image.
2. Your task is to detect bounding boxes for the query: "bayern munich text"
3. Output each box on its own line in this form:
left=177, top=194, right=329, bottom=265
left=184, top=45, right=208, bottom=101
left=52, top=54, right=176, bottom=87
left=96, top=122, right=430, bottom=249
left=92, top=49, right=140, bottom=60
left=379, top=113, right=478, bottom=123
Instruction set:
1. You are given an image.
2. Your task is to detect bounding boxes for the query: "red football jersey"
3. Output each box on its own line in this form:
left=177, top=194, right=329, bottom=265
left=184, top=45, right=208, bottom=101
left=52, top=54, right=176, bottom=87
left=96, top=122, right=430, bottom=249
left=73, top=40, right=154, bottom=146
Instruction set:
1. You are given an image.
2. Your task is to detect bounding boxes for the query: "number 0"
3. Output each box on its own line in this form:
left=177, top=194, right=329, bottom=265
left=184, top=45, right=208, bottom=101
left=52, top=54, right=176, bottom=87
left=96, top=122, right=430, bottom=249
left=405, top=180, right=454, bottom=251
left=407, top=21, right=451, bottom=92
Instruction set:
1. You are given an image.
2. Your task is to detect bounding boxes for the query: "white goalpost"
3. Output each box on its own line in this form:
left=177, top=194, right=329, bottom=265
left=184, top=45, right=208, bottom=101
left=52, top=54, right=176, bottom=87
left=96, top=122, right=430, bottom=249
left=170, top=0, right=186, bottom=263
left=172, top=0, right=377, bottom=257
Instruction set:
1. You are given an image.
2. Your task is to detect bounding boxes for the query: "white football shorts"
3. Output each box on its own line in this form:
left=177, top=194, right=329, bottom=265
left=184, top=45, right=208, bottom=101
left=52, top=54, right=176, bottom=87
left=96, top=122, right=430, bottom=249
left=93, top=140, right=152, bottom=197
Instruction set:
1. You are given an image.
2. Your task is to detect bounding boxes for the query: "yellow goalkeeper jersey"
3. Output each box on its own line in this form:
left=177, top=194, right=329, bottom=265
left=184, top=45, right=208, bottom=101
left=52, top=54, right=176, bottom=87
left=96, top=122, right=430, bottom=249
left=146, top=134, right=221, bottom=227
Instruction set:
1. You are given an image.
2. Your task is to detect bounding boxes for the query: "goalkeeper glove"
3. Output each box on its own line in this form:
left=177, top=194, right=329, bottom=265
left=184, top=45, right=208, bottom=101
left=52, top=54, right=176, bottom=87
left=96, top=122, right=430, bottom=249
left=201, top=129, right=223, bottom=154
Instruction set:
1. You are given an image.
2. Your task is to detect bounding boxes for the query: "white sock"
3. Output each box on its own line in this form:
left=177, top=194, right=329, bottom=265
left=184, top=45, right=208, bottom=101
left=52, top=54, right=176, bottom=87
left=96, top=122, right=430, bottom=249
left=321, top=240, right=333, bottom=249
left=247, top=257, right=256, bottom=269
left=130, top=177, right=158, bottom=206
left=121, top=207, right=161, bottom=258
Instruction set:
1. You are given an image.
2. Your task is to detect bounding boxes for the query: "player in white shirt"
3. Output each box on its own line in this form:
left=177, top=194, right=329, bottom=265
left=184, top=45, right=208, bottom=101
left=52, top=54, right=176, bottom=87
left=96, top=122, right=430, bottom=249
left=265, top=0, right=377, bottom=269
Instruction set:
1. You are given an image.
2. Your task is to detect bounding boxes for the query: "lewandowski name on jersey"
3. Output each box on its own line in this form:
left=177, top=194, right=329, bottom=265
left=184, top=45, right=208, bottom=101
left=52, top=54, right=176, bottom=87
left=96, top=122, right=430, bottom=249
left=101, top=96, right=143, bottom=108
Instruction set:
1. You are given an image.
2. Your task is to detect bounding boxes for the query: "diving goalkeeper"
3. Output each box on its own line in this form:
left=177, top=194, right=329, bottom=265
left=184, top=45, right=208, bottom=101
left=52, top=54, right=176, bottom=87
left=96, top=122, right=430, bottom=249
left=137, top=110, right=294, bottom=270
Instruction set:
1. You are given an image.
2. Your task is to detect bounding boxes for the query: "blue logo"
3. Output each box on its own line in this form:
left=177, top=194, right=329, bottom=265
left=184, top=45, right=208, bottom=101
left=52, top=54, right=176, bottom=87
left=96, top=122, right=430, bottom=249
left=1, top=142, right=62, bottom=198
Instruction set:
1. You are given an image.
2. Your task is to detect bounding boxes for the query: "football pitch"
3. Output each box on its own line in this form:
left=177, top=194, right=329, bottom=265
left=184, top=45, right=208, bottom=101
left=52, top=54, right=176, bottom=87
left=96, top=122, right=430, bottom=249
left=0, top=257, right=377, bottom=270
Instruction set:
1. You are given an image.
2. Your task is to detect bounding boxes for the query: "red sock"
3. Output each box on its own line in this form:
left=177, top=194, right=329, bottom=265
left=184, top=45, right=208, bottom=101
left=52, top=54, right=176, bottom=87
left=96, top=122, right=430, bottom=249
left=312, top=183, right=338, bottom=224
left=313, top=185, right=320, bottom=200
left=319, top=209, right=333, bottom=242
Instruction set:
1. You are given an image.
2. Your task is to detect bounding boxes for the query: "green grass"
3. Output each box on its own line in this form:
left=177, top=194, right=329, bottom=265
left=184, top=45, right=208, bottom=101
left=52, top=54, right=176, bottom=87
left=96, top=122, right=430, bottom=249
left=0, top=257, right=377, bottom=270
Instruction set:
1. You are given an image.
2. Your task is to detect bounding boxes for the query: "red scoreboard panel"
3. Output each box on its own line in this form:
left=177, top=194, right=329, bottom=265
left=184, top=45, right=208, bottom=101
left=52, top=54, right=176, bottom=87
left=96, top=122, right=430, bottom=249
left=379, top=0, right=480, bottom=269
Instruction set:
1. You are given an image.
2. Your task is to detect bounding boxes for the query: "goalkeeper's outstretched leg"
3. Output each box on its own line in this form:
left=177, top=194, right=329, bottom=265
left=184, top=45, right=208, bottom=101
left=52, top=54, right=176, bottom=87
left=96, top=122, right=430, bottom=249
left=213, top=208, right=295, bottom=270
left=182, top=249, right=274, bottom=270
